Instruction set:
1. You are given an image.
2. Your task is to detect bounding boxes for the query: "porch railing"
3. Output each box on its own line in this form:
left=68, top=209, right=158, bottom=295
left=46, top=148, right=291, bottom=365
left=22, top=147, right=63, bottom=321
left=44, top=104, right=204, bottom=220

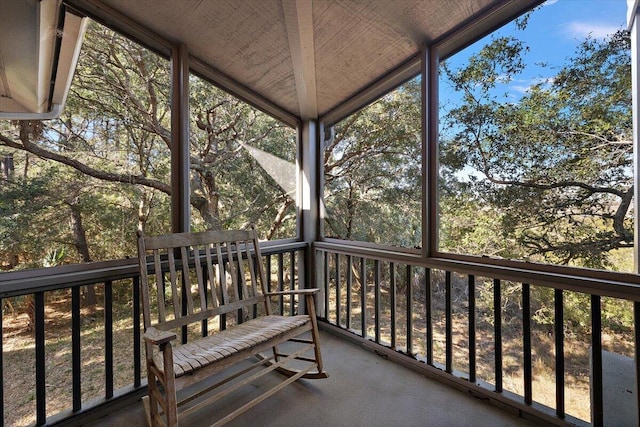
left=0, top=240, right=306, bottom=427
left=314, top=240, right=640, bottom=427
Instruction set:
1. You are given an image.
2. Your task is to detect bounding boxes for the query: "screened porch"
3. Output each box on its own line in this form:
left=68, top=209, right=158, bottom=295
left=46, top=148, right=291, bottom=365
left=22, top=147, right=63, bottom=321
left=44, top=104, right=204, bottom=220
left=1, top=1, right=640, bottom=426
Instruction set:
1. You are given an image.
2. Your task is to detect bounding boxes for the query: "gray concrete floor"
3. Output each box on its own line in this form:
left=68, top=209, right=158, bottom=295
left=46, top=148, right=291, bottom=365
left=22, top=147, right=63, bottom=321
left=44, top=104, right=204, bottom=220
left=85, top=331, right=537, bottom=427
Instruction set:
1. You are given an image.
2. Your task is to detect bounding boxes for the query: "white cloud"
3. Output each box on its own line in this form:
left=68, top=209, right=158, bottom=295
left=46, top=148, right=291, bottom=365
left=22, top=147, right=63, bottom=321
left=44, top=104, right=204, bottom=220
left=543, top=0, right=560, bottom=6
left=511, top=85, right=530, bottom=94
left=510, top=77, right=555, bottom=94
left=564, top=21, right=619, bottom=39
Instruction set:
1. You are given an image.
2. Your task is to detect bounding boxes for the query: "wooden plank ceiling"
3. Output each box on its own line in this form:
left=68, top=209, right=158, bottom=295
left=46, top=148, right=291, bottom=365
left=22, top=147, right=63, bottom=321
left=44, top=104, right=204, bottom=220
left=89, top=0, right=538, bottom=122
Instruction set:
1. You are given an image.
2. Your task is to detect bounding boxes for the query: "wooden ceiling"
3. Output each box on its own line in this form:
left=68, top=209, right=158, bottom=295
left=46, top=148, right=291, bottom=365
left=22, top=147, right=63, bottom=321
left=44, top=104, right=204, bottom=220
left=12, top=0, right=541, bottom=123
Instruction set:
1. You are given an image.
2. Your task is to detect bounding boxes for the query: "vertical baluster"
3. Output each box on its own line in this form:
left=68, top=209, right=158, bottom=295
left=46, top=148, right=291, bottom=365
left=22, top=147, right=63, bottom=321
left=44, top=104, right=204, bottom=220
left=468, top=275, right=476, bottom=384
left=252, top=255, right=259, bottom=319
left=266, top=254, right=272, bottom=293
left=35, top=292, right=46, bottom=426
left=493, top=279, right=502, bottom=393
left=181, top=283, right=188, bottom=343
left=105, top=281, right=113, bottom=399
left=220, top=262, right=227, bottom=331
left=374, top=260, right=381, bottom=343
left=0, top=298, right=3, bottom=424
left=406, top=265, right=413, bottom=356
left=555, top=288, right=565, bottom=418
left=290, top=251, right=296, bottom=316
left=634, top=301, right=640, bottom=426
left=278, top=253, right=284, bottom=315
left=591, top=295, right=603, bottom=426
left=445, top=271, right=452, bottom=373
left=425, top=268, right=432, bottom=365
left=133, top=277, right=141, bottom=388
left=236, top=267, right=244, bottom=324
left=202, top=265, right=209, bottom=335
left=264, top=253, right=272, bottom=318
left=336, top=253, right=341, bottom=326
left=390, top=262, right=396, bottom=349
left=72, top=287, right=81, bottom=411
left=346, top=255, right=352, bottom=330
left=360, top=258, right=366, bottom=338
left=523, top=283, right=532, bottom=405
left=324, top=252, right=329, bottom=319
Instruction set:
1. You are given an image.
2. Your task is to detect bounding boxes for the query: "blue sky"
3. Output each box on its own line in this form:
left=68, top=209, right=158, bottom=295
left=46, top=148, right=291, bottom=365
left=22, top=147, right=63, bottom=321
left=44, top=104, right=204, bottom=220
left=438, top=0, right=629, bottom=180
left=510, top=0, right=626, bottom=93
left=440, top=0, right=628, bottom=102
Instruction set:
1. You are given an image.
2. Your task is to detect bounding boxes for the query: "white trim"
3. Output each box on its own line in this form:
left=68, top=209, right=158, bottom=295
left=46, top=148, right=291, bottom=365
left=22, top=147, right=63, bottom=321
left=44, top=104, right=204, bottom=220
left=283, top=0, right=318, bottom=120
left=628, top=0, right=640, bottom=30
left=0, top=103, right=63, bottom=120
left=50, top=11, right=88, bottom=111
left=0, top=1, right=87, bottom=119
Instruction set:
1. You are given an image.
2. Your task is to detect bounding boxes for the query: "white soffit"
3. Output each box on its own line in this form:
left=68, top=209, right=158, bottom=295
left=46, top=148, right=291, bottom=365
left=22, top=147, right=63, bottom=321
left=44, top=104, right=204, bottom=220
left=0, top=0, right=87, bottom=119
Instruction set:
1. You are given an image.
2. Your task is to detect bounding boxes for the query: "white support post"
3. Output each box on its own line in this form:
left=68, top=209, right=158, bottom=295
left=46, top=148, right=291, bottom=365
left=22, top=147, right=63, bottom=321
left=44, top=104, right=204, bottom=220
left=299, top=119, right=319, bottom=313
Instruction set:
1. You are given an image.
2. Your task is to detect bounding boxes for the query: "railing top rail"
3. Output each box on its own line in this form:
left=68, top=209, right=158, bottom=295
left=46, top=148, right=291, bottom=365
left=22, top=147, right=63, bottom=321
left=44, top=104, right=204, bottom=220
left=0, top=258, right=139, bottom=298
left=0, top=240, right=307, bottom=299
left=314, top=240, right=640, bottom=302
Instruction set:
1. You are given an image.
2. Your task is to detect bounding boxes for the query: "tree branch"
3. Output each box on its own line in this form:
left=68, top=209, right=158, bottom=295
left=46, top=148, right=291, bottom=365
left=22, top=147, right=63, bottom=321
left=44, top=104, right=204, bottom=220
left=0, top=133, right=171, bottom=194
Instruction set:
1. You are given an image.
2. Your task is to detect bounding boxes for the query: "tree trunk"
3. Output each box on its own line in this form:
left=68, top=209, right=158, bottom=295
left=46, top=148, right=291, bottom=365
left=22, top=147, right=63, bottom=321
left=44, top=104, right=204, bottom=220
left=0, top=153, right=13, bottom=181
left=267, top=198, right=294, bottom=240
left=70, top=203, right=98, bottom=306
left=22, top=153, right=29, bottom=178
left=138, top=190, right=151, bottom=232
left=193, top=169, right=222, bottom=230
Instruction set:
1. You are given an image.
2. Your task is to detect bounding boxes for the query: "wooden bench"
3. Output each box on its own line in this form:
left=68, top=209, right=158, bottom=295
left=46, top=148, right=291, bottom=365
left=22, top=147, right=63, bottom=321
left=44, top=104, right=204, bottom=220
left=137, top=228, right=327, bottom=426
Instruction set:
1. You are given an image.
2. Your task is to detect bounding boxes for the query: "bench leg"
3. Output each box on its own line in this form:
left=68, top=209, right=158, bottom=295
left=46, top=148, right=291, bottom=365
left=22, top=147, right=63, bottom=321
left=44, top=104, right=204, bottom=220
left=145, top=344, right=178, bottom=427
left=162, top=343, right=178, bottom=427
left=146, top=368, right=160, bottom=427
left=306, top=293, right=324, bottom=373
left=142, top=396, right=152, bottom=427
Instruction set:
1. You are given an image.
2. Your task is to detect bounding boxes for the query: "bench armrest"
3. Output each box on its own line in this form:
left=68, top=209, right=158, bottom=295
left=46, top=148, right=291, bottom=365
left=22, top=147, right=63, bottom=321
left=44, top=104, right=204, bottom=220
left=265, top=288, right=319, bottom=297
left=144, top=327, right=177, bottom=346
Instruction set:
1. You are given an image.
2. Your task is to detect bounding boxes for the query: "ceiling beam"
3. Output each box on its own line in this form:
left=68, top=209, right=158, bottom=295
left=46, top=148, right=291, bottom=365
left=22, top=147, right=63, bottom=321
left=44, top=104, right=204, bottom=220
left=282, top=0, right=318, bottom=120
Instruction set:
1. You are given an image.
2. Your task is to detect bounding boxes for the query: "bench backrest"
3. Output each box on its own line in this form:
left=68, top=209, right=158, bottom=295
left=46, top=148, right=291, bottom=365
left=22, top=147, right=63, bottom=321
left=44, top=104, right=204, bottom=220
left=137, top=228, right=271, bottom=333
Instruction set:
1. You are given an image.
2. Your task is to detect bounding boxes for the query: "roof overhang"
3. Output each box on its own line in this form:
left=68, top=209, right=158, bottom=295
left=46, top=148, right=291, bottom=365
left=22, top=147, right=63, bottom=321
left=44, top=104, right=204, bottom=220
left=0, top=0, right=87, bottom=120
left=2, top=0, right=541, bottom=125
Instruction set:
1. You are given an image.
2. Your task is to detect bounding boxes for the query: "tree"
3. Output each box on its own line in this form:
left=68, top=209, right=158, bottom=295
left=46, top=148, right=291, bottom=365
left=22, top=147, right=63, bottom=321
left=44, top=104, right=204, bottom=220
left=189, top=75, right=297, bottom=238
left=439, top=30, right=632, bottom=269
left=0, top=20, right=297, bottom=275
left=324, top=78, right=422, bottom=248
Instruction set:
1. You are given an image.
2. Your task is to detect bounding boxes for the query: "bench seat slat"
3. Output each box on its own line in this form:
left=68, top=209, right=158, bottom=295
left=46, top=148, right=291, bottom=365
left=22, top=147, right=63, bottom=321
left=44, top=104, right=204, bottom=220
left=154, top=315, right=310, bottom=377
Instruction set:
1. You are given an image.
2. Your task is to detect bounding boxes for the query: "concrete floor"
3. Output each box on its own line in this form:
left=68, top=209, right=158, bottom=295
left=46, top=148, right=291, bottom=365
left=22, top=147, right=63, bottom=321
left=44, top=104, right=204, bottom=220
left=85, top=331, right=537, bottom=427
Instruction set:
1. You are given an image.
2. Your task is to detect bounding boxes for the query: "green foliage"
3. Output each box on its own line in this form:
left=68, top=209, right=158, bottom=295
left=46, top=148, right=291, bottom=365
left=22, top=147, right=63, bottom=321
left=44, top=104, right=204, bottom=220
left=189, top=74, right=297, bottom=238
left=440, top=29, right=632, bottom=270
left=0, top=20, right=298, bottom=272
left=324, top=78, right=422, bottom=247
left=43, top=248, right=66, bottom=268
left=0, top=165, right=70, bottom=269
